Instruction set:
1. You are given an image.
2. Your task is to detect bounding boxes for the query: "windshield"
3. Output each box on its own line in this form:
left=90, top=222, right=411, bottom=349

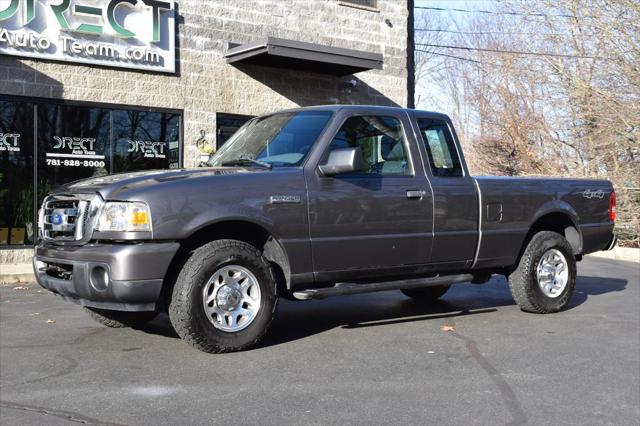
left=207, top=110, right=333, bottom=168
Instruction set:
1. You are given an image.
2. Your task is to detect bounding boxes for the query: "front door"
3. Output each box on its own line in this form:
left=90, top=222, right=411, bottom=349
left=306, top=110, right=433, bottom=273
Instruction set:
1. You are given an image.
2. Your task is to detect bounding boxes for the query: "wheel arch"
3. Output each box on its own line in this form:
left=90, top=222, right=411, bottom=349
left=156, top=219, right=291, bottom=311
left=524, top=206, right=583, bottom=257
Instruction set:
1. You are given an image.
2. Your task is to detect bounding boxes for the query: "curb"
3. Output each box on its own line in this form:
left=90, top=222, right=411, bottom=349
left=587, top=246, right=640, bottom=263
left=0, top=263, right=35, bottom=285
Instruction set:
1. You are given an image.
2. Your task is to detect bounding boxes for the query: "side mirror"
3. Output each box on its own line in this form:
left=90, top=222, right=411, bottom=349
left=318, top=147, right=367, bottom=176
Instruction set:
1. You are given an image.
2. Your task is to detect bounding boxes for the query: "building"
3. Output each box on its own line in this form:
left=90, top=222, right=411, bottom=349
left=0, top=0, right=415, bottom=279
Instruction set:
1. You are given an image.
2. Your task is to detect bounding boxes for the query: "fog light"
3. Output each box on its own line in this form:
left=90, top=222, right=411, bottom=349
left=90, top=266, right=109, bottom=291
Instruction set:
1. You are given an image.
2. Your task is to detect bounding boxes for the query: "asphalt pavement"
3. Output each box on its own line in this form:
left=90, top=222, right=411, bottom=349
left=1, top=256, right=639, bottom=425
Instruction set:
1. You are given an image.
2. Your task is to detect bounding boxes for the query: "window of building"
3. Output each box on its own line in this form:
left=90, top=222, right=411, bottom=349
left=0, top=100, right=35, bottom=245
left=113, top=109, right=181, bottom=172
left=37, top=104, right=111, bottom=196
left=328, top=115, right=410, bottom=175
left=338, top=0, right=379, bottom=11
left=0, top=96, right=182, bottom=247
left=416, top=118, right=463, bottom=177
left=216, top=113, right=254, bottom=150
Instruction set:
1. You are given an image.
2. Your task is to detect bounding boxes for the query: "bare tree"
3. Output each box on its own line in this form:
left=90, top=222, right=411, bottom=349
left=415, top=0, right=639, bottom=246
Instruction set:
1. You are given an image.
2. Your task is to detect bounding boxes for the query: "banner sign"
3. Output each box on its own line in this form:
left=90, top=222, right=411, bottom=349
left=0, top=0, right=175, bottom=73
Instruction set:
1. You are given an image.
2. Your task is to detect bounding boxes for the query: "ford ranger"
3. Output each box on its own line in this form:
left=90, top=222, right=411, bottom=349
left=33, top=105, right=617, bottom=353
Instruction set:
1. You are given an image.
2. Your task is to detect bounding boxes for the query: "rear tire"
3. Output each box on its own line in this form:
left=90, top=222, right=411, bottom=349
left=508, top=231, right=576, bottom=313
left=401, top=285, right=451, bottom=300
left=169, top=239, right=278, bottom=353
left=84, top=307, right=157, bottom=328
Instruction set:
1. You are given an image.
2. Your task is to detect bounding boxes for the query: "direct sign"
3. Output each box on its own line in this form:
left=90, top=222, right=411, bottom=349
left=0, top=0, right=175, bottom=73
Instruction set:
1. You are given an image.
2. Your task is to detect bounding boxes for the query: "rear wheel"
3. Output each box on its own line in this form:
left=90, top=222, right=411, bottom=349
left=401, top=285, right=451, bottom=300
left=84, top=307, right=157, bottom=328
left=169, top=239, right=278, bottom=353
left=508, top=231, right=576, bottom=313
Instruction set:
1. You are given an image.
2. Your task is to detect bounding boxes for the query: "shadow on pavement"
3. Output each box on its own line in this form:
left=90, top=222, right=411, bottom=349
left=138, top=275, right=628, bottom=348
left=568, top=275, right=628, bottom=308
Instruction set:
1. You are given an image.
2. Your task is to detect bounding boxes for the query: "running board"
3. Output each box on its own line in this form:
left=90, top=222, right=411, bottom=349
left=292, top=274, right=474, bottom=301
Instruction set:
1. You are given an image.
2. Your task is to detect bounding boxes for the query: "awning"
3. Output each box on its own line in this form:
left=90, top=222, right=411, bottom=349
left=225, top=37, right=383, bottom=76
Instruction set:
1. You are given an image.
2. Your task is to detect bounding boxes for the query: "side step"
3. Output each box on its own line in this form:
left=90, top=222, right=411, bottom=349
left=292, top=274, right=474, bottom=301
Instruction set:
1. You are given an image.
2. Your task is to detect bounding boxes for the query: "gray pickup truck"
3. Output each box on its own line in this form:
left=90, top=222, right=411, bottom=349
left=34, top=105, right=617, bottom=353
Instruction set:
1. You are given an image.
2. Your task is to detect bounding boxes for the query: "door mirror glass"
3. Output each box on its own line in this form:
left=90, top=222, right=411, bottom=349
left=318, top=147, right=367, bottom=176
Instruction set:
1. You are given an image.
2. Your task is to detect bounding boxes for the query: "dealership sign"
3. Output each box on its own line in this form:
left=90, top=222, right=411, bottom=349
left=0, top=0, right=175, bottom=73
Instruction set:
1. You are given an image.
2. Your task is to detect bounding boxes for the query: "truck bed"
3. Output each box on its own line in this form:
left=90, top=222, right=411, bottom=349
left=473, top=176, right=614, bottom=269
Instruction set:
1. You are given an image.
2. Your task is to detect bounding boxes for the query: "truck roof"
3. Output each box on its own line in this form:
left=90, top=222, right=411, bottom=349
left=272, top=104, right=452, bottom=121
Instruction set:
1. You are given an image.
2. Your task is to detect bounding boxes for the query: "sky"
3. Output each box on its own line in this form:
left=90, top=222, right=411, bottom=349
left=413, top=0, right=495, bottom=113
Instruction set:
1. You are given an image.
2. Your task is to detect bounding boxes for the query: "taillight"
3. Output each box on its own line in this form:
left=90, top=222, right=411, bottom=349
left=609, top=191, right=616, bottom=221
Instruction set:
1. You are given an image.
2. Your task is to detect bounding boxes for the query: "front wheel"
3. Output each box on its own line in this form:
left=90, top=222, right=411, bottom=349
left=169, top=239, right=278, bottom=353
left=508, top=231, right=577, bottom=313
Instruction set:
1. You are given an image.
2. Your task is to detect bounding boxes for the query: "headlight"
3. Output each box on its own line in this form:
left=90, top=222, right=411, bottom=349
left=96, top=201, right=152, bottom=232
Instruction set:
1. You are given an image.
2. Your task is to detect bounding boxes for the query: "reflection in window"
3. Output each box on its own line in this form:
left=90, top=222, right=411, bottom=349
left=329, top=115, right=410, bottom=175
left=0, top=100, right=34, bottom=245
left=37, top=104, right=111, bottom=203
left=113, top=110, right=181, bottom=172
left=209, top=111, right=332, bottom=167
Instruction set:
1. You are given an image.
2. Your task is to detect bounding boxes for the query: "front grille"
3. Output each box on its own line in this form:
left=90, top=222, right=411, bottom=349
left=40, top=195, right=95, bottom=244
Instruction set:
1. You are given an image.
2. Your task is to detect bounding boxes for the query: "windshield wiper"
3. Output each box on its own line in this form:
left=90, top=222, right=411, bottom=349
left=221, top=158, right=273, bottom=169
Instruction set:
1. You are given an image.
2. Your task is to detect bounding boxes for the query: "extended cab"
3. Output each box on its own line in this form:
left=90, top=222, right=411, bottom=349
left=34, top=106, right=617, bottom=353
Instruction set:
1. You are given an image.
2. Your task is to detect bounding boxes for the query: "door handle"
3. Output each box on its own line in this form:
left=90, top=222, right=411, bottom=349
left=406, top=190, right=423, bottom=199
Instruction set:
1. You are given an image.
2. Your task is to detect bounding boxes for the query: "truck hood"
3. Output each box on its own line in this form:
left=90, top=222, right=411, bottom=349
left=54, top=167, right=258, bottom=199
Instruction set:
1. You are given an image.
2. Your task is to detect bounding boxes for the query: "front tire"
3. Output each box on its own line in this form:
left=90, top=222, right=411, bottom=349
left=508, top=231, right=576, bottom=313
left=84, top=307, right=157, bottom=328
left=169, top=239, right=278, bottom=353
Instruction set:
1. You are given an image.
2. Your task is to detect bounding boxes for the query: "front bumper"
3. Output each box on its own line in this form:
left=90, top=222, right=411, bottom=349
left=33, top=241, right=180, bottom=311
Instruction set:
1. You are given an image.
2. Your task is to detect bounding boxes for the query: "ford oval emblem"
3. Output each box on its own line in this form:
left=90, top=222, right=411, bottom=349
left=51, top=212, right=63, bottom=225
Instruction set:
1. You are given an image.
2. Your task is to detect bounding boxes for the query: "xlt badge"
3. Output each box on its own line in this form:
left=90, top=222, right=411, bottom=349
left=269, top=195, right=301, bottom=204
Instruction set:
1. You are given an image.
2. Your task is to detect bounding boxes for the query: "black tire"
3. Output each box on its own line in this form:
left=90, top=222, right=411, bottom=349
left=84, top=307, right=157, bottom=328
left=508, top=231, right=576, bottom=313
left=168, top=239, right=278, bottom=353
left=401, top=285, right=451, bottom=300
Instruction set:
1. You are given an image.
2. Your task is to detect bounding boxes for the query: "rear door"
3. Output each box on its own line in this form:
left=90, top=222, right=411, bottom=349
left=411, top=114, right=478, bottom=264
left=305, top=108, right=433, bottom=273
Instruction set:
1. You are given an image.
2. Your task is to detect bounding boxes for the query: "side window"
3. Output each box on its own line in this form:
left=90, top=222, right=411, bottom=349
left=328, top=115, right=410, bottom=175
left=416, top=118, right=463, bottom=177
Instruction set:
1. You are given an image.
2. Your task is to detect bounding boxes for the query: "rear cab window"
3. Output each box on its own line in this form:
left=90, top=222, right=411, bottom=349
left=416, top=118, right=463, bottom=177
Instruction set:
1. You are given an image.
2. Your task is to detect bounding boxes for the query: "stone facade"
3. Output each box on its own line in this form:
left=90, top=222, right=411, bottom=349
left=0, top=0, right=410, bottom=274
